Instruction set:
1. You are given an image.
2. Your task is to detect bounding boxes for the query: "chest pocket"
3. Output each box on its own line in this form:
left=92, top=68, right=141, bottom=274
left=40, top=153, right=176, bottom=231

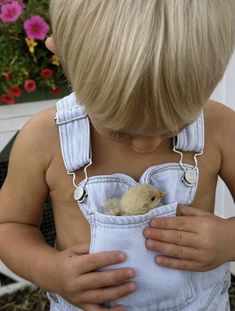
left=78, top=164, right=198, bottom=310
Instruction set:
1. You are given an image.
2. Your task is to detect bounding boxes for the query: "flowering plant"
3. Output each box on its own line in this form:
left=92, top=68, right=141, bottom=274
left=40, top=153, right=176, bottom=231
left=0, top=0, right=68, bottom=105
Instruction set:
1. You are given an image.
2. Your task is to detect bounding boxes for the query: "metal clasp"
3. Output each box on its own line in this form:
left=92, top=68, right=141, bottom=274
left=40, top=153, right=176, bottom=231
left=173, top=146, right=203, bottom=187
left=67, top=159, right=92, bottom=203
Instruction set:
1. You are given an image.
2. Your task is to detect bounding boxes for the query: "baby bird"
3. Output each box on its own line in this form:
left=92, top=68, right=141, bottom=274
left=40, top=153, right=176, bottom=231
left=102, top=184, right=166, bottom=216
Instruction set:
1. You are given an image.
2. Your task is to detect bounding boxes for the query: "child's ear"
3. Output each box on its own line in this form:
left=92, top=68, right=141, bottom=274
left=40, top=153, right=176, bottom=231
left=45, top=37, right=56, bottom=54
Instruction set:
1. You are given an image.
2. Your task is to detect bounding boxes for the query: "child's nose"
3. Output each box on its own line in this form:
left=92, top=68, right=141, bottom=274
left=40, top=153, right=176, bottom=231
left=131, top=136, right=162, bottom=153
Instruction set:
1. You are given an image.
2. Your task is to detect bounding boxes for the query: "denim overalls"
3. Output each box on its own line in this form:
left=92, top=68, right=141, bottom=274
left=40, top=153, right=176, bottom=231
left=48, top=93, right=230, bottom=311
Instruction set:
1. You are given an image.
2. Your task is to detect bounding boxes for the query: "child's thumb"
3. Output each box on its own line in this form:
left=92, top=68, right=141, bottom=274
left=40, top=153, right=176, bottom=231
left=68, top=241, right=90, bottom=255
left=177, top=205, right=210, bottom=217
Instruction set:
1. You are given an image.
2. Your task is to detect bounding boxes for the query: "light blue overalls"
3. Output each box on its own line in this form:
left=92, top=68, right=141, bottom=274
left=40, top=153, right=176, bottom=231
left=48, top=93, right=230, bottom=311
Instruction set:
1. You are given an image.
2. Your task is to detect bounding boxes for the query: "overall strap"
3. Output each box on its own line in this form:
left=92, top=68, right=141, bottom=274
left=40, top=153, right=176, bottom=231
left=55, top=93, right=91, bottom=173
left=174, top=112, right=204, bottom=153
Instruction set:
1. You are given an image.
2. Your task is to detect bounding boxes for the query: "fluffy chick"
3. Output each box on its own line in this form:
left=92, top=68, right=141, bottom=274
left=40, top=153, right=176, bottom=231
left=102, top=184, right=166, bottom=216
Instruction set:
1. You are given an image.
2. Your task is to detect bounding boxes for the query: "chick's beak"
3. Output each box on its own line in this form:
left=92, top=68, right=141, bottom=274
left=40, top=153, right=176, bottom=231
left=159, top=191, right=167, bottom=197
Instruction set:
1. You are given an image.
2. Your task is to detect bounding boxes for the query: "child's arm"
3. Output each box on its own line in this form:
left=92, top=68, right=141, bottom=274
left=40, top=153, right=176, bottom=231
left=143, top=103, right=235, bottom=272
left=0, top=111, right=135, bottom=310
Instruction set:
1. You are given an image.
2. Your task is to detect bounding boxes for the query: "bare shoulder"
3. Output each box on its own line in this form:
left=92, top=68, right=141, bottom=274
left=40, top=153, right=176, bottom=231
left=11, top=106, right=58, bottom=168
left=204, top=100, right=235, bottom=146
left=204, top=99, right=235, bottom=130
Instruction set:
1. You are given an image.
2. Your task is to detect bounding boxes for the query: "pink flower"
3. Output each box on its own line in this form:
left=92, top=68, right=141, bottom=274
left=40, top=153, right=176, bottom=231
left=24, top=79, right=37, bottom=93
left=23, top=15, right=49, bottom=41
left=15, top=0, right=25, bottom=9
left=0, top=0, right=11, bottom=6
left=0, top=1, right=23, bottom=22
left=0, top=0, right=25, bottom=7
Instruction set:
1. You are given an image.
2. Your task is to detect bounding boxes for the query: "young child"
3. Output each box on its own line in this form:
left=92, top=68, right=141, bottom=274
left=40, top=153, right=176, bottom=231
left=0, top=1, right=235, bottom=310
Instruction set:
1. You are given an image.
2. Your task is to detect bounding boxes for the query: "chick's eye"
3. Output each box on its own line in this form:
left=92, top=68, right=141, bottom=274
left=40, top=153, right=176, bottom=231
left=151, top=196, right=156, bottom=201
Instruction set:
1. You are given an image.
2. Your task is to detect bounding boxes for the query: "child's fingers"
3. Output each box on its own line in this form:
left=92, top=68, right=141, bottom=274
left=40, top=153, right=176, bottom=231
left=149, top=215, right=197, bottom=232
left=155, top=255, right=204, bottom=272
left=144, top=227, right=198, bottom=248
left=79, top=281, right=136, bottom=305
left=110, top=307, right=125, bottom=311
left=77, top=268, right=135, bottom=291
left=68, top=241, right=90, bottom=255
left=79, top=252, right=127, bottom=274
left=148, top=240, right=199, bottom=261
left=80, top=304, right=125, bottom=311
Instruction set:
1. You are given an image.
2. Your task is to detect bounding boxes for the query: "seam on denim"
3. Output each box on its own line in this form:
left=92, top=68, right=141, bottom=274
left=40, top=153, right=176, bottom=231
left=201, top=264, right=231, bottom=311
left=91, top=209, right=176, bottom=227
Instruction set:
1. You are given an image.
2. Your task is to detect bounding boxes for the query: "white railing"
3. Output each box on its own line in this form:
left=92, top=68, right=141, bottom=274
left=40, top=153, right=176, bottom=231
left=0, top=99, right=56, bottom=154
left=0, top=261, right=35, bottom=296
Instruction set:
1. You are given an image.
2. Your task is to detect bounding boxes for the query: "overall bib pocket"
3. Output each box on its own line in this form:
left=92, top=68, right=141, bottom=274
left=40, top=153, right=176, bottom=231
left=86, top=202, right=197, bottom=311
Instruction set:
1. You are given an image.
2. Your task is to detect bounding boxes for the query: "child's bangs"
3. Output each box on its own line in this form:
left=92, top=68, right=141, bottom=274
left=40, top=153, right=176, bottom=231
left=84, top=93, right=198, bottom=136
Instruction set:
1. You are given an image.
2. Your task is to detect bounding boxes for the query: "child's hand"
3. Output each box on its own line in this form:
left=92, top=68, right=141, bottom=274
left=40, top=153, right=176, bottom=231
left=52, top=242, right=136, bottom=310
left=144, top=205, right=235, bottom=272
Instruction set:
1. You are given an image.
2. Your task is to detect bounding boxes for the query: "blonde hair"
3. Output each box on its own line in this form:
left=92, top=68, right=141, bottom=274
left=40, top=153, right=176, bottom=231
left=50, top=0, right=235, bottom=133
